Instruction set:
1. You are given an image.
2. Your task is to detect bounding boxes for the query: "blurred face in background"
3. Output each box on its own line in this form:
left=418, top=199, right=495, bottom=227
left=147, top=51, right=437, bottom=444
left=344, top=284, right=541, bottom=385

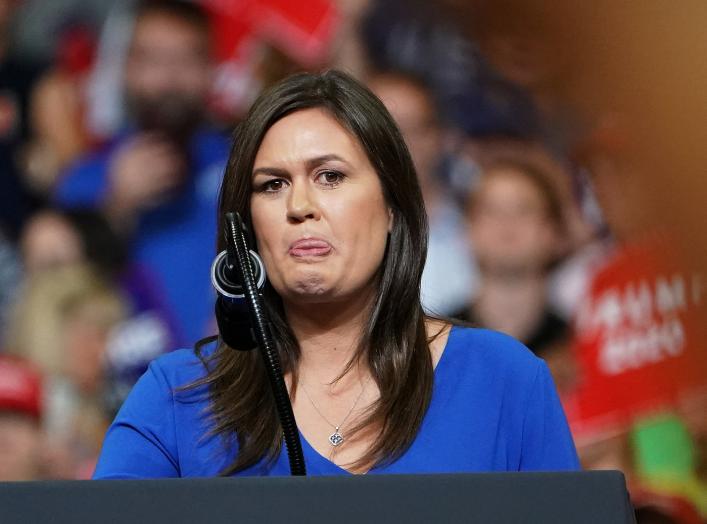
left=368, top=75, right=441, bottom=195
left=125, top=10, right=212, bottom=137
left=20, top=211, right=82, bottom=275
left=250, top=108, right=392, bottom=308
left=0, top=412, right=42, bottom=481
left=469, top=166, right=561, bottom=275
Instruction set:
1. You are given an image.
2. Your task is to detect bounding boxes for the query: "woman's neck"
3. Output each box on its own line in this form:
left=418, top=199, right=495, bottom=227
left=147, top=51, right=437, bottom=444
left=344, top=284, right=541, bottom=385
left=284, top=291, right=373, bottom=388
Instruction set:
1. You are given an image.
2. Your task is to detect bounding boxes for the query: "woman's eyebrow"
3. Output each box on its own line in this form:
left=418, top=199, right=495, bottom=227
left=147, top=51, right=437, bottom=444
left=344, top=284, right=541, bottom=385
left=252, top=166, right=289, bottom=178
left=252, top=155, right=349, bottom=178
left=305, top=154, right=349, bottom=171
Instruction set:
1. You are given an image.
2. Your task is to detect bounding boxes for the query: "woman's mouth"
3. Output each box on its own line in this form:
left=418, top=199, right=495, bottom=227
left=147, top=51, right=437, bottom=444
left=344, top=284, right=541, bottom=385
left=288, top=238, right=333, bottom=257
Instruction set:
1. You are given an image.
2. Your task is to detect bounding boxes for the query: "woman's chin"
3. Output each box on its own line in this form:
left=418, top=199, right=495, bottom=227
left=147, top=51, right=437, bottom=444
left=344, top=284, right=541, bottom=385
left=280, top=274, right=333, bottom=303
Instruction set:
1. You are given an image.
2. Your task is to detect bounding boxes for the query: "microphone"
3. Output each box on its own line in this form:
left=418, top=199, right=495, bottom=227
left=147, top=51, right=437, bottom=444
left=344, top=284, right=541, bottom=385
left=210, top=211, right=306, bottom=475
left=210, top=216, right=267, bottom=350
left=211, top=248, right=266, bottom=302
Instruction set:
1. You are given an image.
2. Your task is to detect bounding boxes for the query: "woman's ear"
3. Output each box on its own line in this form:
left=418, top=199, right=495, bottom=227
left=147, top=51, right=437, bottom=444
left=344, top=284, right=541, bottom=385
left=387, top=208, right=394, bottom=232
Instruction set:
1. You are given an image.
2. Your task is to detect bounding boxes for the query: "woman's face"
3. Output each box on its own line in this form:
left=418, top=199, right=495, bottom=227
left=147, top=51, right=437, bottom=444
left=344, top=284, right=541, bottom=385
left=250, top=108, right=392, bottom=307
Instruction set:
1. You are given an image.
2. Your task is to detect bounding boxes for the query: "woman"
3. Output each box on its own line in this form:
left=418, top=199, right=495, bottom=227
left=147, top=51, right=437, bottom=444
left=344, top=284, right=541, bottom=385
left=453, top=157, right=570, bottom=358
left=93, top=70, right=579, bottom=478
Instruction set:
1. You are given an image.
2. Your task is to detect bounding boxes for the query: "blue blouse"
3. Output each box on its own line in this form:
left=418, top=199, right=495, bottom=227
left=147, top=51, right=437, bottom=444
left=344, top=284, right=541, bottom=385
left=93, top=327, right=579, bottom=478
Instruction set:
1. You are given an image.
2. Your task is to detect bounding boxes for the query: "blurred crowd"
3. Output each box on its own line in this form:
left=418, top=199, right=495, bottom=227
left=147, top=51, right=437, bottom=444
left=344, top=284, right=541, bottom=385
left=0, top=0, right=705, bottom=521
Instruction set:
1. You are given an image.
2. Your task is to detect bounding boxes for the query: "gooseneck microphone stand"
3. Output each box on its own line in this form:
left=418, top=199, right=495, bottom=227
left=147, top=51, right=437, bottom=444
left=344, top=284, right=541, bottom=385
left=212, top=212, right=306, bottom=476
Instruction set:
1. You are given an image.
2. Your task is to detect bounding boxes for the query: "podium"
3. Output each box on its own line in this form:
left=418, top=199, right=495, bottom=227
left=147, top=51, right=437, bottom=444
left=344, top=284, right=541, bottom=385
left=0, top=471, right=635, bottom=523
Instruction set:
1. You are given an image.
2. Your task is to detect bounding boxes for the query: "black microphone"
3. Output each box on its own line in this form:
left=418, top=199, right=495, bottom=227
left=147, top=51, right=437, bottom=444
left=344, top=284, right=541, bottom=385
left=210, top=230, right=267, bottom=350
left=211, top=248, right=266, bottom=301
left=210, top=212, right=306, bottom=475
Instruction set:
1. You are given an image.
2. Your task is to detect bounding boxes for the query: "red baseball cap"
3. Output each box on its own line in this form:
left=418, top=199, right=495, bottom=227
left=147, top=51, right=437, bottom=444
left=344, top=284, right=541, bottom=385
left=0, top=355, right=43, bottom=420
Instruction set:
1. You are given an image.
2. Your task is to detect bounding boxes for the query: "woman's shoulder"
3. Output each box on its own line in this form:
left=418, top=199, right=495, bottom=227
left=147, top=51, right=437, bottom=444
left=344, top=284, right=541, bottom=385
left=147, top=338, right=218, bottom=390
left=443, top=325, right=543, bottom=381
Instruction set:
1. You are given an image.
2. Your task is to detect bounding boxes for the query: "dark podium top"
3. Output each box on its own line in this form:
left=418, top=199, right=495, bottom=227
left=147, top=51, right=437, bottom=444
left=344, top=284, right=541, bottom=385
left=0, top=471, right=635, bottom=524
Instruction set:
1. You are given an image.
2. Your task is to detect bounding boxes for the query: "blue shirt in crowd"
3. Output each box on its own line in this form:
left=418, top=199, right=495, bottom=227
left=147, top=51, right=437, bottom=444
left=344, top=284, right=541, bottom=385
left=93, top=326, right=580, bottom=478
left=55, top=129, right=229, bottom=345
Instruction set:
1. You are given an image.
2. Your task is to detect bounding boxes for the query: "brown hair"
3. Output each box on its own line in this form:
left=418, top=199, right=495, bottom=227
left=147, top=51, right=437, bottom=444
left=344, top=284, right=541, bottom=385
left=7, top=264, right=125, bottom=376
left=191, top=70, right=435, bottom=474
left=467, top=157, right=566, bottom=232
left=135, top=0, right=211, bottom=33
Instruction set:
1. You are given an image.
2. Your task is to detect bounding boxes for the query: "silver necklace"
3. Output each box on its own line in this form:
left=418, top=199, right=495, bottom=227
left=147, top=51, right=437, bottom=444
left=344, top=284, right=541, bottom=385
left=300, top=376, right=370, bottom=447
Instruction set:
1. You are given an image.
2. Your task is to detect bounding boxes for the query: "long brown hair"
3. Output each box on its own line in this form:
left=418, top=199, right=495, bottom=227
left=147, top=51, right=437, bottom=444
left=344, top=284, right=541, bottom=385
left=192, top=70, right=433, bottom=474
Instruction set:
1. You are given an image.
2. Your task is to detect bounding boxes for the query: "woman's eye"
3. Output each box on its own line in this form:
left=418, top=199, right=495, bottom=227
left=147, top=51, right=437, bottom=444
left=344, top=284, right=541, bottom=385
left=317, top=170, right=345, bottom=187
left=259, top=179, right=287, bottom=192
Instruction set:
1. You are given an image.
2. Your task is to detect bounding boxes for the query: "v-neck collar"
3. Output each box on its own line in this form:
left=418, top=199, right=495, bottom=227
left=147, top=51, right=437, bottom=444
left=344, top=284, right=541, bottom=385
left=289, top=325, right=459, bottom=476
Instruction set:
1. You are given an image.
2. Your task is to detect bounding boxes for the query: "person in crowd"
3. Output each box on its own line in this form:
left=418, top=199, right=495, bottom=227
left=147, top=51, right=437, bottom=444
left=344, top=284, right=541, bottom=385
left=93, top=70, right=578, bottom=478
left=18, top=207, right=180, bottom=417
left=12, top=208, right=130, bottom=476
left=360, top=0, right=539, bottom=139
left=367, top=70, right=476, bottom=315
left=453, top=158, right=573, bottom=387
left=20, top=23, right=95, bottom=199
left=0, top=355, right=44, bottom=481
left=461, top=137, right=606, bottom=324
left=54, top=0, right=229, bottom=345
left=6, top=263, right=125, bottom=478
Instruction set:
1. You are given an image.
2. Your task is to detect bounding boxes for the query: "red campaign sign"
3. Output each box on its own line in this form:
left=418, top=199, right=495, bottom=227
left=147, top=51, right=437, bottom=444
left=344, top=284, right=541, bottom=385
left=202, top=0, right=254, bottom=61
left=563, top=233, right=707, bottom=442
left=201, top=0, right=338, bottom=118
left=250, top=0, right=338, bottom=66
left=203, top=0, right=337, bottom=65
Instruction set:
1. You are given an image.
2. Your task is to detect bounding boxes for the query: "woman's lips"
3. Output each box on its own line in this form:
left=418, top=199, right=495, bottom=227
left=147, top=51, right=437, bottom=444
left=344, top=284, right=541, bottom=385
left=289, top=238, right=332, bottom=257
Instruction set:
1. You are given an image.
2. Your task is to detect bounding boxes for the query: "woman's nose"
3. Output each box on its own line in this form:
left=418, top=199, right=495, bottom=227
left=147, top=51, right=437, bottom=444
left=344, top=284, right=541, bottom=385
left=286, top=182, right=320, bottom=222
